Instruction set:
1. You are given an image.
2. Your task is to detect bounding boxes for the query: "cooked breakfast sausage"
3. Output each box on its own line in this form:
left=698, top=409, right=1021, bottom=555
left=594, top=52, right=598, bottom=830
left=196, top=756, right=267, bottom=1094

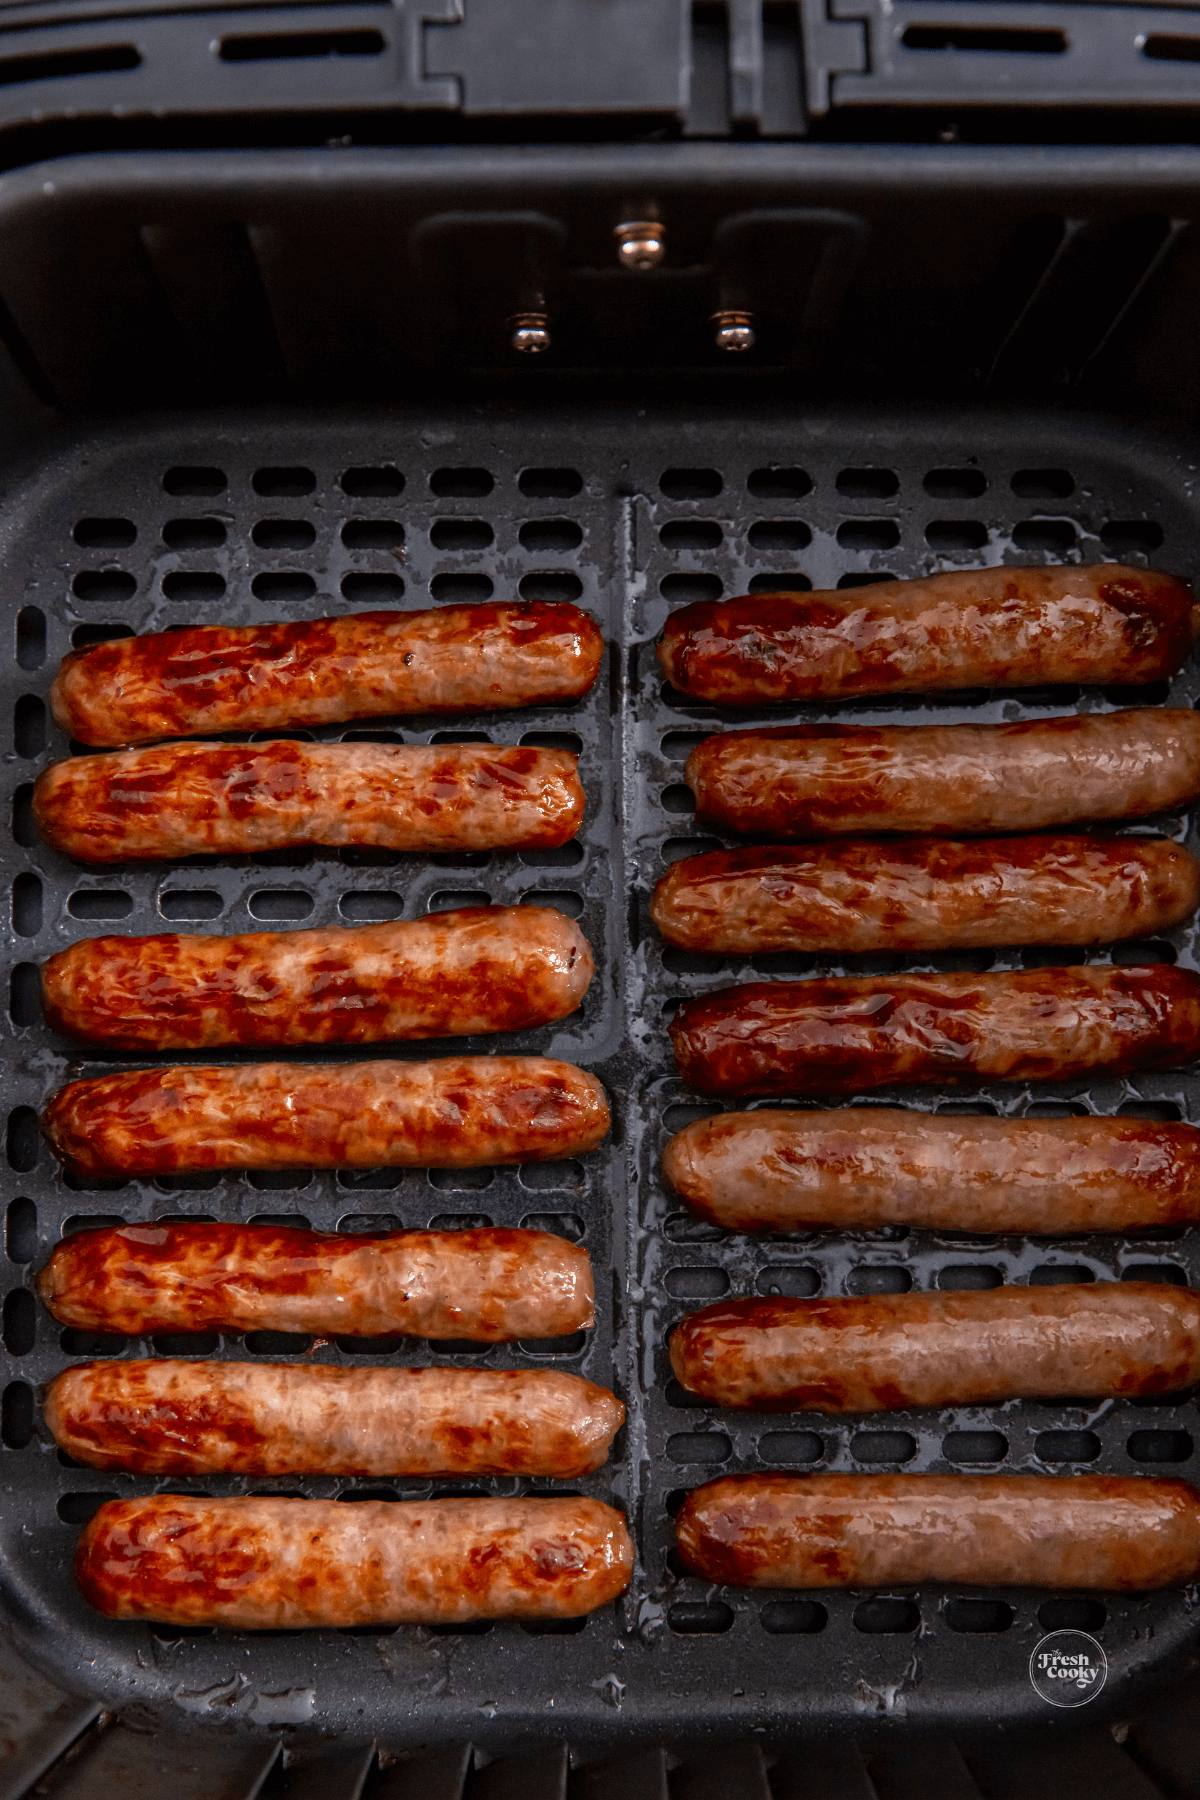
left=657, top=566, right=1199, bottom=703
left=40, top=1057, right=610, bottom=1179
left=42, top=906, right=594, bottom=1051
left=669, top=1283, right=1200, bottom=1412
left=669, top=967, right=1200, bottom=1097
left=76, top=1495, right=634, bottom=1627
left=51, top=603, right=605, bottom=747
left=651, top=837, right=1200, bottom=955
left=33, top=740, right=584, bottom=863
left=674, top=1473, right=1200, bottom=1590
left=686, top=710, right=1200, bottom=838
left=37, top=1222, right=594, bottom=1341
left=45, top=1362, right=625, bottom=1478
left=664, top=1108, right=1200, bottom=1235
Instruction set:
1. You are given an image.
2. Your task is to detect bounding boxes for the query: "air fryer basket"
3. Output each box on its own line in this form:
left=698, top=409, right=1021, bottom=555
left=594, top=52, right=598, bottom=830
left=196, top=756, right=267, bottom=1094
left=1, top=393, right=1200, bottom=1754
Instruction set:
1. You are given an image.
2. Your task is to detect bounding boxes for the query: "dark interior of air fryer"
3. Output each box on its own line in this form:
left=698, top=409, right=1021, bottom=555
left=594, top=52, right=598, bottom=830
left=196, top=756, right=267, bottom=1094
left=12, top=5, right=1200, bottom=1790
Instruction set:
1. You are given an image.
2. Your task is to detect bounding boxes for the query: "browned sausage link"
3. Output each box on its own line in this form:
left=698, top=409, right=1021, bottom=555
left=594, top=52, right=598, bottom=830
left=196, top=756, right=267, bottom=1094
left=670, top=967, right=1200, bottom=1098
left=76, top=1495, right=634, bottom=1627
left=669, top=1283, right=1200, bottom=1412
left=40, top=1057, right=610, bottom=1180
left=651, top=837, right=1200, bottom=955
left=686, top=711, right=1200, bottom=839
left=51, top=603, right=606, bottom=747
left=664, top=1108, right=1200, bottom=1235
left=674, top=1474, right=1200, bottom=1591
left=32, top=740, right=584, bottom=864
left=42, top=906, right=594, bottom=1051
left=37, top=1222, right=594, bottom=1341
left=45, top=1362, right=625, bottom=1478
left=657, top=566, right=1200, bottom=703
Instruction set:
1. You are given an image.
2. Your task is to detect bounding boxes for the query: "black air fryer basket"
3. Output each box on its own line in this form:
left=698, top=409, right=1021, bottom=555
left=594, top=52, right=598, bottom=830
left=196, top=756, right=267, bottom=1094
left=11, top=6, right=1200, bottom=1793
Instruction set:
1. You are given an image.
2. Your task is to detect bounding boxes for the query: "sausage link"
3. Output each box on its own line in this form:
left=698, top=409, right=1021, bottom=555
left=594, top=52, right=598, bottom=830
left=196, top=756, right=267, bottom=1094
left=51, top=603, right=605, bottom=747
left=40, top=1056, right=610, bottom=1179
left=686, top=710, right=1200, bottom=838
left=670, top=967, right=1200, bottom=1097
left=76, top=1495, right=633, bottom=1627
left=670, top=1283, right=1200, bottom=1412
left=45, top=1361, right=625, bottom=1477
left=651, top=837, right=1200, bottom=955
left=675, top=1473, right=1200, bottom=1590
left=658, top=566, right=1199, bottom=703
left=42, top=906, right=594, bottom=1050
left=37, top=1222, right=593, bottom=1341
left=664, top=1108, right=1200, bottom=1235
left=33, top=740, right=583, bottom=863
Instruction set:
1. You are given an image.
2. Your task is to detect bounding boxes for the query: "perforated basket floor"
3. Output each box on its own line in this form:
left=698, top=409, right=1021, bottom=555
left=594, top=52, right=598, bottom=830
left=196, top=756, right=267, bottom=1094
left=2, top=400, right=1200, bottom=1750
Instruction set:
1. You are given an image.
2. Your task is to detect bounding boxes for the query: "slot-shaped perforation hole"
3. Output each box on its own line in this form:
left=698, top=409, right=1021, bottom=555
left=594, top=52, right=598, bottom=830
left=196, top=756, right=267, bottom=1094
left=846, top=1266, right=911, bottom=1295
left=159, top=889, right=222, bottom=921
left=252, top=573, right=316, bottom=602
left=16, top=607, right=44, bottom=670
left=1013, top=519, right=1077, bottom=554
left=519, top=468, right=581, bottom=498
left=253, top=467, right=315, bottom=497
left=667, top=1432, right=732, bottom=1464
left=3, top=1288, right=35, bottom=1355
left=837, top=520, right=900, bottom=551
left=1036, top=1430, right=1101, bottom=1463
left=519, top=1210, right=584, bottom=1239
left=944, top=1599, right=1013, bottom=1633
left=1128, top=1430, right=1193, bottom=1462
left=755, top=1264, right=820, bottom=1297
left=431, top=574, right=493, bottom=603
left=342, top=467, right=404, bottom=498
left=924, top=468, right=987, bottom=498
left=660, top=521, right=722, bottom=550
left=74, top=518, right=135, bottom=549
left=340, top=890, right=403, bottom=922
left=518, top=1161, right=584, bottom=1193
left=342, top=520, right=403, bottom=548
left=163, top=519, right=225, bottom=549
left=1012, top=469, right=1074, bottom=499
left=1038, top=1597, right=1105, bottom=1631
left=748, top=573, right=812, bottom=593
left=12, top=872, right=41, bottom=937
left=164, top=467, right=226, bottom=496
left=6, top=1107, right=38, bottom=1172
left=520, top=888, right=583, bottom=919
left=57, top=1492, right=117, bottom=1524
left=748, top=521, right=811, bottom=551
left=428, top=1169, right=494, bottom=1193
left=73, top=571, right=136, bottom=602
left=851, top=1431, right=917, bottom=1464
left=5, top=1199, right=35, bottom=1264
left=926, top=520, right=988, bottom=552
left=748, top=467, right=811, bottom=499
left=943, top=1431, right=1008, bottom=1464
left=853, top=1599, right=919, bottom=1633
left=664, top=1266, right=728, bottom=1299
left=1102, top=520, right=1164, bottom=553
left=520, top=573, right=584, bottom=602
left=761, top=1600, right=826, bottom=1634
left=661, top=469, right=722, bottom=501
left=71, top=623, right=133, bottom=649
left=163, top=572, right=225, bottom=602
left=431, top=519, right=493, bottom=550
left=758, top=1430, right=823, bottom=1465
left=68, top=890, right=132, bottom=920
left=253, top=519, right=316, bottom=550
left=660, top=574, right=722, bottom=604
left=668, top=1602, right=735, bottom=1634
left=836, top=467, right=899, bottom=498
left=10, top=963, right=41, bottom=1029
left=1, top=1379, right=32, bottom=1447
left=343, top=573, right=404, bottom=602
left=521, top=843, right=584, bottom=868
left=247, top=889, right=312, bottom=921
left=430, top=468, right=493, bottom=499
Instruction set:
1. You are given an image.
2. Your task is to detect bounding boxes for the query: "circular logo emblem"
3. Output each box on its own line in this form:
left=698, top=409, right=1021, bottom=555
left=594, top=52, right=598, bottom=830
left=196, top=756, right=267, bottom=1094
left=1029, top=1631, right=1108, bottom=1707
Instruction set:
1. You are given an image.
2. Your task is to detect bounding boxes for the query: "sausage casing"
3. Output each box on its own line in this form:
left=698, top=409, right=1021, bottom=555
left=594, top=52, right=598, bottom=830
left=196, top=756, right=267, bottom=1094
left=45, top=1361, right=625, bottom=1477
left=33, top=740, right=584, bottom=863
left=651, top=836, right=1200, bottom=955
left=670, top=967, right=1200, bottom=1097
left=37, top=1222, right=594, bottom=1341
left=675, top=1474, right=1200, bottom=1591
left=658, top=566, right=1199, bottom=703
left=77, top=1495, right=633, bottom=1627
left=669, top=1283, right=1200, bottom=1412
left=51, top=603, right=605, bottom=747
left=664, top=1108, right=1200, bottom=1235
left=686, top=710, right=1200, bottom=838
left=40, top=1056, right=610, bottom=1179
left=42, top=906, right=594, bottom=1050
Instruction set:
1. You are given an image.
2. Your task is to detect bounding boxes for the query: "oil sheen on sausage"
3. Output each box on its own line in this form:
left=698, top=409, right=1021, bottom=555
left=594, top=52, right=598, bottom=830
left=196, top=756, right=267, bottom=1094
left=686, top=710, right=1200, bottom=838
left=42, top=906, right=594, bottom=1050
left=37, top=1221, right=594, bottom=1341
left=40, top=1056, right=610, bottom=1179
left=45, top=1362, right=625, bottom=1477
left=51, top=603, right=605, bottom=747
left=650, top=837, right=1200, bottom=955
left=674, top=1474, right=1200, bottom=1590
left=657, top=566, right=1199, bottom=703
left=76, top=1494, right=634, bottom=1627
left=670, top=966, right=1200, bottom=1097
left=663, top=1108, right=1200, bottom=1234
left=33, top=740, right=584, bottom=863
left=669, top=1283, right=1200, bottom=1411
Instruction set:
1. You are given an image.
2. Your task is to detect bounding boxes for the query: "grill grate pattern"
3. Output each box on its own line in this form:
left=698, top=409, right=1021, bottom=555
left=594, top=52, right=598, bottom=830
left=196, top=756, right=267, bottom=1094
left=1, top=404, right=1200, bottom=1746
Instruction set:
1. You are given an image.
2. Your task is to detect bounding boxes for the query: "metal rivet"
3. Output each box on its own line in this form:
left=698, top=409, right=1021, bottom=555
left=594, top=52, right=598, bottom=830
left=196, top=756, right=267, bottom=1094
left=615, top=220, right=666, bottom=270
left=712, top=310, right=755, bottom=353
left=509, top=312, right=551, bottom=355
